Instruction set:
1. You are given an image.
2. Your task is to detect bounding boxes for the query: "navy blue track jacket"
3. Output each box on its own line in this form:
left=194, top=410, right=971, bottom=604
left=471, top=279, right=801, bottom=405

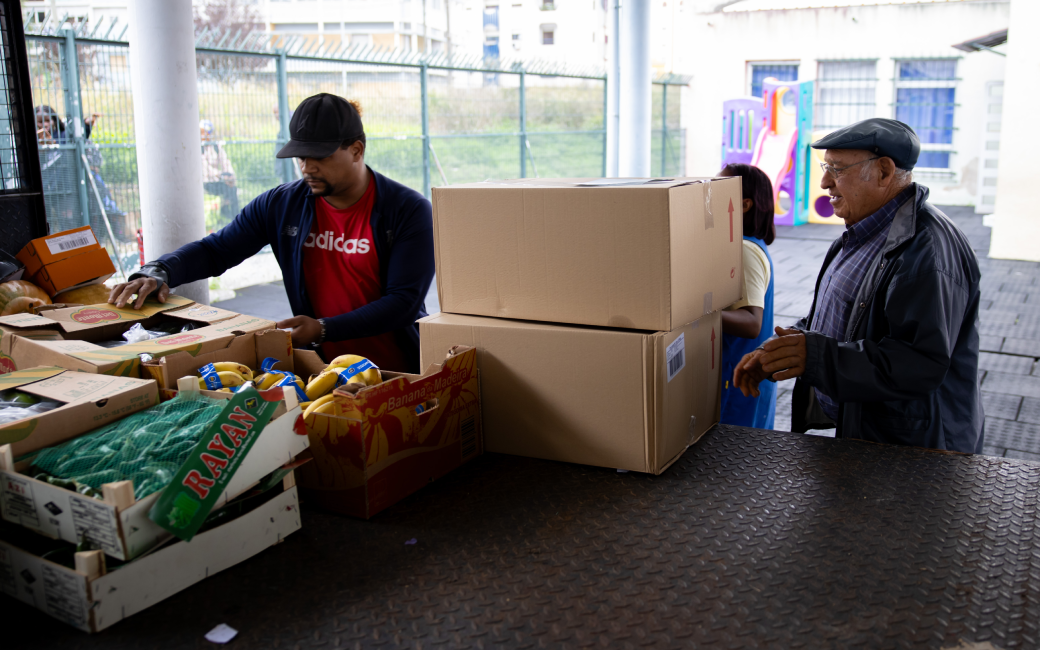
left=155, top=168, right=434, bottom=372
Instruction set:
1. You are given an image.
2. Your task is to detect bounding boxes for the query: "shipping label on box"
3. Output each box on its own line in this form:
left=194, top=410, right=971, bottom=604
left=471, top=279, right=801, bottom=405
left=296, top=345, right=482, bottom=518
left=419, top=312, right=721, bottom=474
left=432, top=177, right=743, bottom=331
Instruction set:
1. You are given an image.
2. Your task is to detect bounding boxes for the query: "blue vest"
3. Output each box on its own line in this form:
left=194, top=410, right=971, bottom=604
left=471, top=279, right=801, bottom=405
left=720, top=236, right=776, bottom=429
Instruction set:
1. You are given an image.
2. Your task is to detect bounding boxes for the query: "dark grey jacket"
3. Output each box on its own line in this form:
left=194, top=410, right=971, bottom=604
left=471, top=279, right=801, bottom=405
left=791, top=184, right=984, bottom=453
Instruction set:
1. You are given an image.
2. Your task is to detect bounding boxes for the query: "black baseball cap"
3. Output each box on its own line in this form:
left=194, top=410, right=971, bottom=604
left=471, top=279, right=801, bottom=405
left=811, top=118, right=920, bottom=170
left=275, top=93, right=364, bottom=159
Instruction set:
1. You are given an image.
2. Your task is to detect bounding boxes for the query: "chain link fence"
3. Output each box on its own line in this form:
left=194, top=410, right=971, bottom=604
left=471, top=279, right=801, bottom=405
left=24, top=17, right=688, bottom=278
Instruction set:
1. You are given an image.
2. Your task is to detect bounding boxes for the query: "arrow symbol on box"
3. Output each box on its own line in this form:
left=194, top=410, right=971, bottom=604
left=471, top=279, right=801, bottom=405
left=728, top=199, right=734, bottom=243
left=711, top=327, right=716, bottom=369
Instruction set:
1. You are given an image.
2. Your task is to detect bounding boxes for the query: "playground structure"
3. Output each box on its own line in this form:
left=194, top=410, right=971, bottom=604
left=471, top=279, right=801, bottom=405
left=722, top=79, right=824, bottom=227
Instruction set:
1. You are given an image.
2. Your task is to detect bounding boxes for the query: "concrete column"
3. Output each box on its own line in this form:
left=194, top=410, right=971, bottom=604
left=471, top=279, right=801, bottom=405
left=606, top=0, right=620, bottom=177
left=989, top=0, right=1040, bottom=262
left=128, top=0, right=210, bottom=303
left=618, top=0, right=651, bottom=178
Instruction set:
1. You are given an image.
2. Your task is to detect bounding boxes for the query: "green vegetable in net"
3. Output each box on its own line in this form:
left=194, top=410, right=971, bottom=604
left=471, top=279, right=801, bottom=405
left=30, top=393, right=227, bottom=501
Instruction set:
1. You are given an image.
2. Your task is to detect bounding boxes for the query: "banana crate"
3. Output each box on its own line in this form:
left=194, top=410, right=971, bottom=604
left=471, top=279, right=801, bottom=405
left=293, top=345, right=483, bottom=519
left=0, top=378, right=309, bottom=561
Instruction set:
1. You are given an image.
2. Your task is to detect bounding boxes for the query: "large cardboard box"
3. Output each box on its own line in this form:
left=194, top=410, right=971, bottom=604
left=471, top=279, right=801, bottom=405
left=419, top=311, right=721, bottom=474
left=0, top=367, right=158, bottom=458
left=141, top=328, right=294, bottom=391
left=432, top=177, right=743, bottom=331
left=294, top=345, right=482, bottom=518
left=0, top=383, right=309, bottom=560
left=0, top=484, right=300, bottom=633
left=0, top=295, right=274, bottom=379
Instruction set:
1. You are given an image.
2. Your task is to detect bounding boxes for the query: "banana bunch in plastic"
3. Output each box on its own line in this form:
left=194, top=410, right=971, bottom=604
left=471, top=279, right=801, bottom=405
left=197, top=362, right=254, bottom=391
left=304, top=354, right=382, bottom=401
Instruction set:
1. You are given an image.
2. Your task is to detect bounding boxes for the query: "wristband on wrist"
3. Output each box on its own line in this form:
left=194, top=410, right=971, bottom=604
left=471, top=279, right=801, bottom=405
left=317, top=318, right=327, bottom=344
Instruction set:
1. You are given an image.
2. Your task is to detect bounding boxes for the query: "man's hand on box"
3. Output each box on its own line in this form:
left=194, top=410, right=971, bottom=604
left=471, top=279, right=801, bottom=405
left=108, top=277, right=170, bottom=310
left=277, top=315, right=322, bottom=348
left=759, top=326, right=807, bottom=382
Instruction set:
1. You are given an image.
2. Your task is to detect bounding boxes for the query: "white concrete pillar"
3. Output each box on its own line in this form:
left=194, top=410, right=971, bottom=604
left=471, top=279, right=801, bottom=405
left=606, top=0, right=620, bottom=177
left=989, top=0, right=1040, bottom=262
left=128, top=0, right=210, bottom=303
left=618, top=0, right=651, bottom=178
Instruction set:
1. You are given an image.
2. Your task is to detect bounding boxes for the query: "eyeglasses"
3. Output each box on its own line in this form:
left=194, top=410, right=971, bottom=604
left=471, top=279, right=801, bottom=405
left=819, top=157, right=880, bottom=178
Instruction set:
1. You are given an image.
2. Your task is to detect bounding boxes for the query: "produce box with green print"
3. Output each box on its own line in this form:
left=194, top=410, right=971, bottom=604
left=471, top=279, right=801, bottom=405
left=0, top=378, right=308, bottom=560
left=0, top=294, right=274, bottom=378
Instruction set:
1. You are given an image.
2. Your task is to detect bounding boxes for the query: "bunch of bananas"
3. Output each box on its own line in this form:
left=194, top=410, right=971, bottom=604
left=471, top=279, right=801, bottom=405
left=304, top=354, right=382, bottom=401
left=299, top=355, right=380, bottom=426
left=196, top=362, right=254, bottom=392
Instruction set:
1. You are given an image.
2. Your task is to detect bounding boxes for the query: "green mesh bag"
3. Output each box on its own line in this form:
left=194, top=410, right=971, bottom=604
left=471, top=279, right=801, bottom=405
left=30, top=392, right=227, bottom=501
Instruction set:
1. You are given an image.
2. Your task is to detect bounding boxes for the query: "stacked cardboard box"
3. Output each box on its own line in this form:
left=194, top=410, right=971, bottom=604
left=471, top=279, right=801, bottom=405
left=421, top=177, right=744, bottom=474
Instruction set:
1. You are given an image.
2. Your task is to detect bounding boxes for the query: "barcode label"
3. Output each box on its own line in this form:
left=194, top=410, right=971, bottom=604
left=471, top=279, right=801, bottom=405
left=459, top=415, right=477, bottom=460
left=666, top=333, right=686, bottom=382
left=45, top=230, right=97, bottom=256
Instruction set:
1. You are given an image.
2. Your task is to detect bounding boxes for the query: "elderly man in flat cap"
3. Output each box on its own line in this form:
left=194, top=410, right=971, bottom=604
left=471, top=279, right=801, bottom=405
left=734, top=117, right=984, bottom=453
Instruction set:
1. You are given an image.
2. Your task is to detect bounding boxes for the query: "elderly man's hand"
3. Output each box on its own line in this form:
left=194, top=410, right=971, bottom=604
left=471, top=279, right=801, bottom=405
left=733, top=349, right=770, bottom=398
left=759, top=326, right=807, bottom=382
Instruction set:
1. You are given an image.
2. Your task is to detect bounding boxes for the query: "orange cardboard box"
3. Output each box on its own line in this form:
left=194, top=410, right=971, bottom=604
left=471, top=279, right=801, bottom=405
left=30, top=246, right=115, bottom=296
left=295, top=345, right=482, bottom=518
left=16, top=226, right=101, bottom=278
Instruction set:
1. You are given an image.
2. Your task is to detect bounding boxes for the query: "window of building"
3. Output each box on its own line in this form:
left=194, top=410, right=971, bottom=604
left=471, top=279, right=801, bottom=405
left=543, top=30, right=554, bottom=44
left=484, top=35, right=500, bottom=59
left=542, top=1, right=556, bottom=9
left=895, top=59, right=957, bottom=169
left=815, top=60, right=876, bottom=131
left=749, top=63, right=798, bottom=99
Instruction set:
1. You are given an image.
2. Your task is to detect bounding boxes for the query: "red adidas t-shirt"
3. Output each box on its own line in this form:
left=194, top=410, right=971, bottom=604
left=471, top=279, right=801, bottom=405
left=302, top=179, right=408, bottom=371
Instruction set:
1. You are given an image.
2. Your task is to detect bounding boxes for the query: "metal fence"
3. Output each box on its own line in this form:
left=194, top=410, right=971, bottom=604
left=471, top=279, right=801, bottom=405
left=24, top=14, right=687, bottom=275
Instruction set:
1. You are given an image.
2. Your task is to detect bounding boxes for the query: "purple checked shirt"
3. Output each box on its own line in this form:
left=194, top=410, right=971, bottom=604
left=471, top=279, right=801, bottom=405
left=810, top=186, right=915, bottom=420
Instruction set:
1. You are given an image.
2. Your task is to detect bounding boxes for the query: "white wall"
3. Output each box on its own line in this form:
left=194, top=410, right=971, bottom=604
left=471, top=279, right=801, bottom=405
left=676, top=1, right=1009, bottom=206
left=989, top=0, right=1040, bottom=261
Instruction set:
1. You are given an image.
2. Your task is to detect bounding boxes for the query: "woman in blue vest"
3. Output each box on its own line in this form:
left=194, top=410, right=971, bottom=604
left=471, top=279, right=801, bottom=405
left=718, top=163, right=777, bottom=429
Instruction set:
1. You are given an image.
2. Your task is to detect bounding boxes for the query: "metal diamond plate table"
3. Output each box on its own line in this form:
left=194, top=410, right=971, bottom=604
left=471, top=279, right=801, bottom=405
left=7, top=425, right=1040, bottom=649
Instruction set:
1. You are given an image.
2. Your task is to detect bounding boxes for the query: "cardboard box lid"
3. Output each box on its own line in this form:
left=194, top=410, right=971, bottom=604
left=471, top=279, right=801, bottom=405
left=438, top=177, right=714, bottom=190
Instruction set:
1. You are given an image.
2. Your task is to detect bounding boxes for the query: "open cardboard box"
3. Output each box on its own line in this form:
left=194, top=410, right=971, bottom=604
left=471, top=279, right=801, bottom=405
left=141, top=327, right=295, bottom=391
left=0, top=483, right=300, bottom=633
left=294, top=345, right=482, bottom=518
left=0, top=295, right=275, bottom=380
left=0, top=380, right=309, bottom=561
left=0, top=367, right=158, bottom=458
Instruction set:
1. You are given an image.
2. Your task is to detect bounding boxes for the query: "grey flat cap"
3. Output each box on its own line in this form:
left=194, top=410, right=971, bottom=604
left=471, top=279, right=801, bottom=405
left=811, top=118, right=921, bottom=170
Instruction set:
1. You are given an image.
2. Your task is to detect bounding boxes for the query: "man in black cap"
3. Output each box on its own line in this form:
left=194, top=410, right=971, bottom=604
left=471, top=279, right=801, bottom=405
left=109, top=93, right=435, bottom=372
left=733, top=117, right=984, bottom=453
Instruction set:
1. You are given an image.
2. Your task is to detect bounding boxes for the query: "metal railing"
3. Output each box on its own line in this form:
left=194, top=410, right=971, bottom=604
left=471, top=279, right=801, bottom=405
left=24, top=12, right=688, bottom=275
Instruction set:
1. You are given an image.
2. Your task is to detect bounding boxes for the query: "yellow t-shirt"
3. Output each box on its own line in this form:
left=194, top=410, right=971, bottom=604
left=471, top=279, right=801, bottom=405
left=726, top=239, right=771, bottom=311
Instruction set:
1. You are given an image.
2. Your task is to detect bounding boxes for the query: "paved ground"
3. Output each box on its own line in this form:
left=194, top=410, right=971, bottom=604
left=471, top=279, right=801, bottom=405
left=215, top=205, right=1040, bottom=460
